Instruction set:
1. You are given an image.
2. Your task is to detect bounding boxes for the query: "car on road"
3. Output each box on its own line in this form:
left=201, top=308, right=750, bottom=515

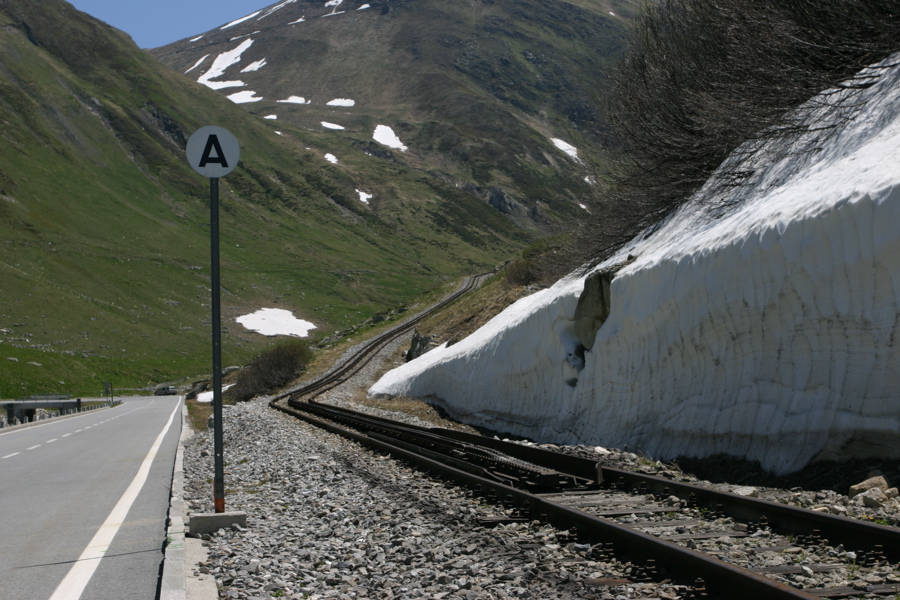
left=153, top=385, right=178, bottom=396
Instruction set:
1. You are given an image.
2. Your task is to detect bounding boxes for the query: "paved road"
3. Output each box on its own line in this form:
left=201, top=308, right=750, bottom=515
left=0, top=396, right=182, bottom=600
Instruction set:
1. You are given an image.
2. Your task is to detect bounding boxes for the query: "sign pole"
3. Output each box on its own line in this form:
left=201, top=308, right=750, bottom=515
left=186, top=126, right=240, bottom=515
left=210, top=176, right=225, bottom=514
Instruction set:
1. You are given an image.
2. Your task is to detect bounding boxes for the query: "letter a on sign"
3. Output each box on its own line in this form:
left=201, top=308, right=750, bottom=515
left=187, top=126, right=240, bottom=178
left=200, top=135, right=229, bottom=169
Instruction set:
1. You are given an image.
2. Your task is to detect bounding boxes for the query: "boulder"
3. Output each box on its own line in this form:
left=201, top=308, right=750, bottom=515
left=849, top=474, right=889, bottom=498
left=859, top=487, right=888, bottom=509
left=406, top=330, right=439, bottom=363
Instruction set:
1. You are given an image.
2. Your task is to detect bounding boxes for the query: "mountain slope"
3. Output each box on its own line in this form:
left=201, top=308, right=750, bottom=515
left=151, top=0, right=637, bottom=227
left=0, top=0, right=531, bottom=395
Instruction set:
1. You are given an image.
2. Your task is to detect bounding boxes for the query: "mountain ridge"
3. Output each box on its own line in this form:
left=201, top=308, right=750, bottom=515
left=151, top=0, right=638, bottom=228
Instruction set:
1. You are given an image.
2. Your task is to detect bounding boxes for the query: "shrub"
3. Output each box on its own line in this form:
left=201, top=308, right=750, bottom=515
left=503, top=257, right=538, bottom=287
left=575, top=0, right=900, bottom=267
left=226, top=340, right=313, bottom=402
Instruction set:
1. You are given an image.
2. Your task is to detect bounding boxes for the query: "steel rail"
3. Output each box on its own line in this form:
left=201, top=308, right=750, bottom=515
left=272, top=399, right=819, bottom=600
left=276, top=273, right=489, bottom=404
left=306, top=401, right=900, bottom=561
left=286, top=398, right=900, bottom=563
left=431, top=427, right=900, bottom=562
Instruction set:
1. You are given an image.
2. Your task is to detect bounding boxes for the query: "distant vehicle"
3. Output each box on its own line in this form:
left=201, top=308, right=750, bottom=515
left=153, top=385, right=177, bottom=396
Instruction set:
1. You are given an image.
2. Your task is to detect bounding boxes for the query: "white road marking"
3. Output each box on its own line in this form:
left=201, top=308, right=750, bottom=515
left=27, top=445, right=41, bottom=450
left=62, top=433, right=72, bottom=437
left=47, top=439, right=58, bottom=443
left=48, top=400, right=181, bottom=600
left=2, top=452, right=19, bottom=459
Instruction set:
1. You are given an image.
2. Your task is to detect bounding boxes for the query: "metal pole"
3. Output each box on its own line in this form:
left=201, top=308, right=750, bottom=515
left=210, top=176, right=225, bottom=514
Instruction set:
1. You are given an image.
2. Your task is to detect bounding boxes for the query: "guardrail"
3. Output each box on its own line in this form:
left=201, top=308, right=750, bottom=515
left=1, top=398, right=121, bottom=428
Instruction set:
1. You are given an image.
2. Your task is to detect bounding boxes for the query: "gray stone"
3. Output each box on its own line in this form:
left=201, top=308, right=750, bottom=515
left=860, top=487, right=888, bottom=508
left=406, top=330, right=439, bottom=363
left=189, top=511, right=248, bottom=536
left=732, top=486, right=760, bottom=498
left=849, top=475, right=888, bottom=498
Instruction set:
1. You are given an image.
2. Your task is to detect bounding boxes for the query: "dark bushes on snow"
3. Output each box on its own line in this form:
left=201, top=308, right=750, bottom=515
left=226, top=340, right=314, bottom=403
left=575, top=0, right=900, bottom=266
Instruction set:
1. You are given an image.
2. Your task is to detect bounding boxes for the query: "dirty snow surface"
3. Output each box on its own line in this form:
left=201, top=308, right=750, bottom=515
left=370, top=56, right=900, bottom=474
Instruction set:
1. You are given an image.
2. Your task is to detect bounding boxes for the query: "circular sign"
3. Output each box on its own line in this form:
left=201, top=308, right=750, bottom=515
left=186, top=126, right=240, bottom=178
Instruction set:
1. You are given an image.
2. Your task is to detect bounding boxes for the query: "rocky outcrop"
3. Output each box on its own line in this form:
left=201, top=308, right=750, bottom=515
left=405, top=330, right=439, bottom=363
left=573, top=257, right=635, bottom=351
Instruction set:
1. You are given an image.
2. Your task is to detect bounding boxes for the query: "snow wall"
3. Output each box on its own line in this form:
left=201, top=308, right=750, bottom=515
left=369, top=58, right=900, bottom=474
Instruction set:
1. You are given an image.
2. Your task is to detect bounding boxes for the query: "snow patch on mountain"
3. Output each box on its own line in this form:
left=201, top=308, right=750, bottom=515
left=228, top=90, right=263, bottom=104
left=197, top=38, right=254, bottom=90
left=322, top=122, right=345, bottom=130
left=241, top=59, right=267, bottom=73
left=551, top=138, right=581, bottom=163
left=324, top=153, right=338, bottom=164
left=222, top=11, right=262, bottom=30
left=259, top=0, right=298, bottom=21
left=356, top=190, right=373, bottom=204
left=370, top=56, right=900, bottom=474
left=373, top=125, right=407, bottom=151
left=184, top=55, right=209, bottom=74
left=236, top=308, right=316, bottom=338
left=278, top=96, right=310, bottom=105
left=327, top=98, right=355, bottom=107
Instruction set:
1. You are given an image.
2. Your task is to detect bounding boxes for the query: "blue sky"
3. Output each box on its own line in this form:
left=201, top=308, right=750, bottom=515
left=68, top=1, right=270, bottom=49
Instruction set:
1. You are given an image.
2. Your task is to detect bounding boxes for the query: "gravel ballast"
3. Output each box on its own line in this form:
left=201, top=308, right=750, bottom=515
left=182, top=395, right=900, bottom=600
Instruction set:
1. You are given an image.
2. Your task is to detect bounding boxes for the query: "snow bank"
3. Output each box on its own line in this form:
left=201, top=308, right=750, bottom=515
left=236, top=308, right=316, bottom=338
left=196, top=384, right=235, bottom=403
left=370, top=57, right=900, bottom=474
left=327, top=98, right=356, bottom=107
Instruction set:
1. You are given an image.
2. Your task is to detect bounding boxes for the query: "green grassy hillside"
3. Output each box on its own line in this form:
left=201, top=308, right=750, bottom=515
left=0, top=0, right=533, bottom=397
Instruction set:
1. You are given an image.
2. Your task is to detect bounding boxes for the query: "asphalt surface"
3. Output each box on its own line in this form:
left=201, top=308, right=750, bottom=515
left=0, top=396, right=182, bottom=600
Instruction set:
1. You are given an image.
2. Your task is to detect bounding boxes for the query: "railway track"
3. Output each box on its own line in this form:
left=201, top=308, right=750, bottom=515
left=273, top=272, right=490, bottom=404
left=270, top=275, right=900, bottom=600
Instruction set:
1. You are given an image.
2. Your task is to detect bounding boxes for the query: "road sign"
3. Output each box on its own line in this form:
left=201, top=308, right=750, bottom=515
left=186, top=126, right=240, bottom=178
left=186, top=126, right=241, bottom=513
